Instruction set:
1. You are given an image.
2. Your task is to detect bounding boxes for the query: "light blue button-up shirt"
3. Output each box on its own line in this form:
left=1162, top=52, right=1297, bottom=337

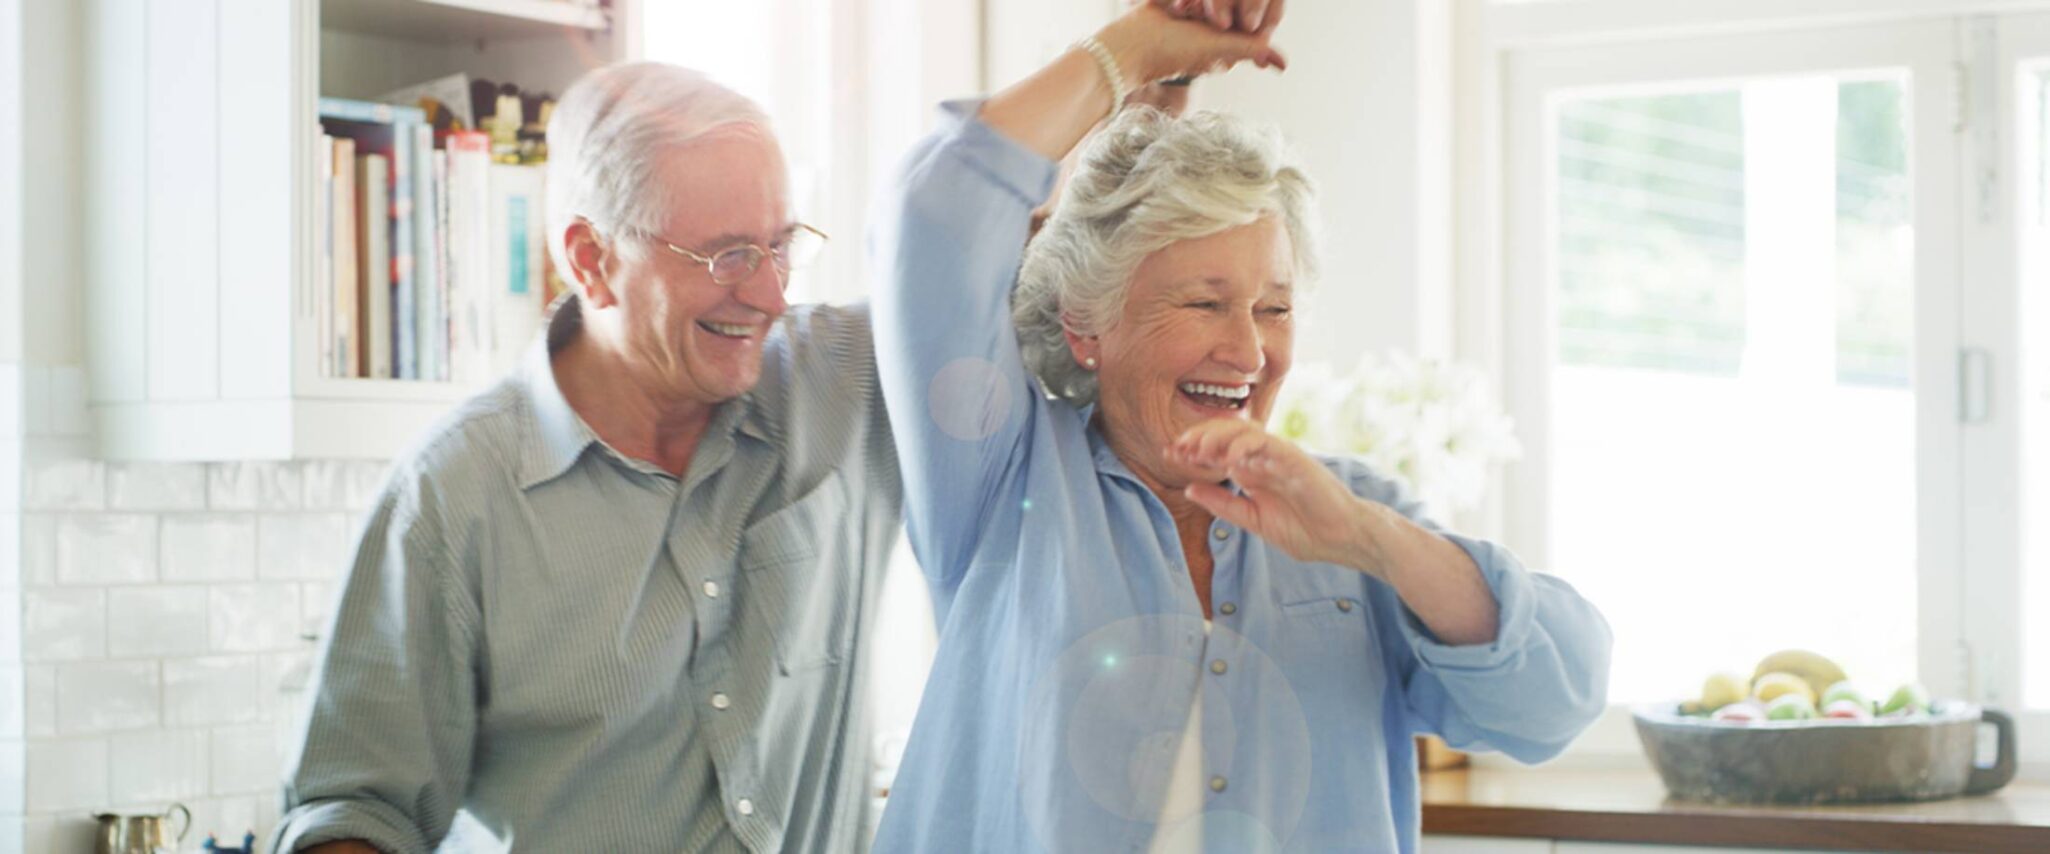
left=869, top=103, right=1612, bottom=853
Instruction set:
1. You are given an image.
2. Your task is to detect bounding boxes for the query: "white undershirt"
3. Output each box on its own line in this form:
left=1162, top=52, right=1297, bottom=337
left=1148, top=620, right=1212, bottom=853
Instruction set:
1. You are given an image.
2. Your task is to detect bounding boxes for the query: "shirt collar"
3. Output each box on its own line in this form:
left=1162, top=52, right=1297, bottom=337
left=519, top=297, right=776, bottom=489
left=1081, top=404, right=1245, bottom=498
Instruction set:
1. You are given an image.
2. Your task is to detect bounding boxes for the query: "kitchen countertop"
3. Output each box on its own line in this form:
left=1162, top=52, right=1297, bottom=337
left=1421, top=767, right=2050, bottom=852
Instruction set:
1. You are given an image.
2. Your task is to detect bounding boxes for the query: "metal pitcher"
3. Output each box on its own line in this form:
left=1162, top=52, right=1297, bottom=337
left=91, top=803, right=190, bottom=854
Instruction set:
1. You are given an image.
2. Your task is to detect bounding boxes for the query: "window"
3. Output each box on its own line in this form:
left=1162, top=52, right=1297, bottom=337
left=1548, top=75, right=1919, bottom=704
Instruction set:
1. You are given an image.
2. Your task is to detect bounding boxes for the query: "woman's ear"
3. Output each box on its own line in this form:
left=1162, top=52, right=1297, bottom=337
left=1062, top=321, right=1099, bottom=370
left=563, top=218, right=618, bottom=309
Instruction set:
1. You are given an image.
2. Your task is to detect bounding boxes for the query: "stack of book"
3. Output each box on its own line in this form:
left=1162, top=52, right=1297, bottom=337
left=317, top=97, right=548, bottom=383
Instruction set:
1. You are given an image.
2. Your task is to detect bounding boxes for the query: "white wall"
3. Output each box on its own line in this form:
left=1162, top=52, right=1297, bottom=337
left=1198, top=0, right=1457, bottom=367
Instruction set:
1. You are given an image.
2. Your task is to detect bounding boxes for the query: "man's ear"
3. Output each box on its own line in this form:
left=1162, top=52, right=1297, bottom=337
left=563, top=218, right=619, bottom=309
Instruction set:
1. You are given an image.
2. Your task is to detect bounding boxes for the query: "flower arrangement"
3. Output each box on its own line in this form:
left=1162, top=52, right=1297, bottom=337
left=1271, top=353, right=1522, bottom=515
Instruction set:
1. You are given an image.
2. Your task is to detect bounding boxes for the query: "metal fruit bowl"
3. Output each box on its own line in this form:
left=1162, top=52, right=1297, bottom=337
left=1632, top=701, right=2016, bottom=804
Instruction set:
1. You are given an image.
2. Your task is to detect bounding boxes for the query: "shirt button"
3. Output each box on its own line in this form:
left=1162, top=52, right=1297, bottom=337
left=710, top=692, right=731, bottom=710
left=1212, top=526, right=1229, bottom=540
left=1210, top=659, right=1227, bottom=675
left=1209, top=775, right=1228, bottom=793
left=703, top=580, right=721, bottom=598
left=735, top=798, right=755, bottom=817
left=1219, top=602, right=1237, bottom=616
left=1337, top=599, right=1354, bottom=613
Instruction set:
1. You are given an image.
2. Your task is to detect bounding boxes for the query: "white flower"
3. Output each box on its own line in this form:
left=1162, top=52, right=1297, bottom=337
left=1273, top=352, right=1520, bottom=514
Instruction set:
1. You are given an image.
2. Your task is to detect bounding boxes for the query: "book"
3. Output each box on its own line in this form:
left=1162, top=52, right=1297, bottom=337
left=317, top=135, right=333, bottom=378
left=318, top=96, right=426, bottom=125
left=446, top=131, right=493, bottom=385
left=434, top=150, right=452, bottom=381
left=488, top=162, right=547, bottom=376
left=413, top=123, right=442, bottom=384
left=358, top=152, right=392, bottom=379
left=392, top=123, right=417, bottom=380
left=332, top=137, right=358, bottom=378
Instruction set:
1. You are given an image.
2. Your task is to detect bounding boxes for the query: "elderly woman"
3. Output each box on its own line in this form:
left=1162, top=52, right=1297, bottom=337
left=871, top=5, right=1611, bottom=852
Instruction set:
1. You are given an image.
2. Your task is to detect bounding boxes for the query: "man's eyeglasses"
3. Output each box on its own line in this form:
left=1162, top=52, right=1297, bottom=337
left=651, top=223, right=828, bottom=288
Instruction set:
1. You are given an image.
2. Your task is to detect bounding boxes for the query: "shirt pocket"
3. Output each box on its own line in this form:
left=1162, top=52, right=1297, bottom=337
left=1271, top=567, right=1371, bottom=630
left=740, top=471, right=855, bottom=675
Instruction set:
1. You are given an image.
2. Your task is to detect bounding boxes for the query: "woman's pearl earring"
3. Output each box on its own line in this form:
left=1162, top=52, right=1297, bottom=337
left=1084, top=357, right=1098, bottom=370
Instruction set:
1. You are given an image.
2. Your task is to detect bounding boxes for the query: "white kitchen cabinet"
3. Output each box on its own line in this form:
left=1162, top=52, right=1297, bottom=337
left=82, top=0, right=637, bottom=460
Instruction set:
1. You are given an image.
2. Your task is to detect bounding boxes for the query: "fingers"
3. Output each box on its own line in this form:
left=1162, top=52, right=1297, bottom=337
left=1185, top=481, right=1260, bottom=529
left=1171, top=419, right=1254, bottom=467
left=1219, top=429, right=1269, bottom=471
left=1253, top=0, right=1284, bottom=36
left=1241, top=0, right=1270, bottom=33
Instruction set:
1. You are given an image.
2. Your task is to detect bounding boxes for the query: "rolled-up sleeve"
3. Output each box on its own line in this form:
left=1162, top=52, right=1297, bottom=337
left=870, top=100, right=1058, bottom=588
left=272, top=472, right=481, bottom=853
left=1340, top=460, right=1613, bottom=764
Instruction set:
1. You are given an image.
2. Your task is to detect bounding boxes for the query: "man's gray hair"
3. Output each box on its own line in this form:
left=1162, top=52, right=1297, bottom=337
left=1012, top=107, right=1320, bottom=406
left=545, top=62, right=771, bottom=279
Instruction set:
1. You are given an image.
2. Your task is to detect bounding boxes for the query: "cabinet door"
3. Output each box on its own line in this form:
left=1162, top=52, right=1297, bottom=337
left=1426, top=836, right=1553, bottom=853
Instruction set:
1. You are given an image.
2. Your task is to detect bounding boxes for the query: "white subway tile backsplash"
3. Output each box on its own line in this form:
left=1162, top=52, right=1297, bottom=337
left=208, top=584, right=301, bottom=653
left=0, top=595, right=17, bottom=661
left=20, top=513, right=55, bottom=586
left=188, top=796, right=264, bottom=852
left=26, top=665, right=54, bottom=737
left=0, top=512, right=18, bottom=590
left=108, top=587, right=210, bottom=658
left=0, top=664, right=22, bottom=738
left=24, top=588, right=106, bottom=661
left=206, top=462, right=302, bottom=511
left=25, top=815, right=98, bottom=854
left=257, top=513, right=347, bottom=581
left=107, top=462, right=209, bottom=511
left=0, top=439, right=21, bottom=512
left=299, top=581, right=335, bottom=634
left=108, top=728, right=211, bottom=806
left=56, top=661, right=160, bottom=733
left=209, top=725, right=279, bottom=795
left=260, top=651, right=314, bottom=725
left=26, top=736, right=110, bottom=811
left=56, top=514, right=157, bottom=584
left=159, top=515, right=256, bottom=583
left=163, top=657, right=260, bottom=727
left=342, top=461, right=390, bottom=511
left=0, top=741, right=21, bottom=820
left=0, top=362, right=23, bottom=439
left=24, top=459, right=104, bottom=511
left=298, top=461, right=347, bottom=510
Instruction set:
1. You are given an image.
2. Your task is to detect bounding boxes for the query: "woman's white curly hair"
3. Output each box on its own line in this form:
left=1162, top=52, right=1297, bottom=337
left=1011, top=107, right=1320, bottom=406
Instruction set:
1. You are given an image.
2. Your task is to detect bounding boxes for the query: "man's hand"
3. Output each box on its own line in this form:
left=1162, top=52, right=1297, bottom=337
left=1155, top=0, right=1287, bottom=36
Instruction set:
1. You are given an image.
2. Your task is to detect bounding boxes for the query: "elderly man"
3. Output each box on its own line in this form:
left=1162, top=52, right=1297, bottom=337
left=272, top=63, right=901, bottom=852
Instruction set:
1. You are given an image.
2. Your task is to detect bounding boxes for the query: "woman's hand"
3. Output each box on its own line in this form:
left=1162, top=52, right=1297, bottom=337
left=1095, top=3, right=1287, bottom=94
left=1169, top=419, right=1384, bottom=574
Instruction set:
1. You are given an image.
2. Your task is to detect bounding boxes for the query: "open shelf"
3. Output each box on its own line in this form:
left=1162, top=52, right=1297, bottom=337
left=323, top=0, right=609, bottom=44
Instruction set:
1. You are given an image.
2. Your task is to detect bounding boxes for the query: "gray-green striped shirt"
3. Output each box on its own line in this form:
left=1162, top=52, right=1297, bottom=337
left=273, top=300, right=902, bottom=853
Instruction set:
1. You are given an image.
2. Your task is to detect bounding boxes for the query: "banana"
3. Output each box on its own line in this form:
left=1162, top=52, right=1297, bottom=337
left=1752, top=649, right=1847, bottom=700
left=1752, top=671, right=1814, bottom=705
